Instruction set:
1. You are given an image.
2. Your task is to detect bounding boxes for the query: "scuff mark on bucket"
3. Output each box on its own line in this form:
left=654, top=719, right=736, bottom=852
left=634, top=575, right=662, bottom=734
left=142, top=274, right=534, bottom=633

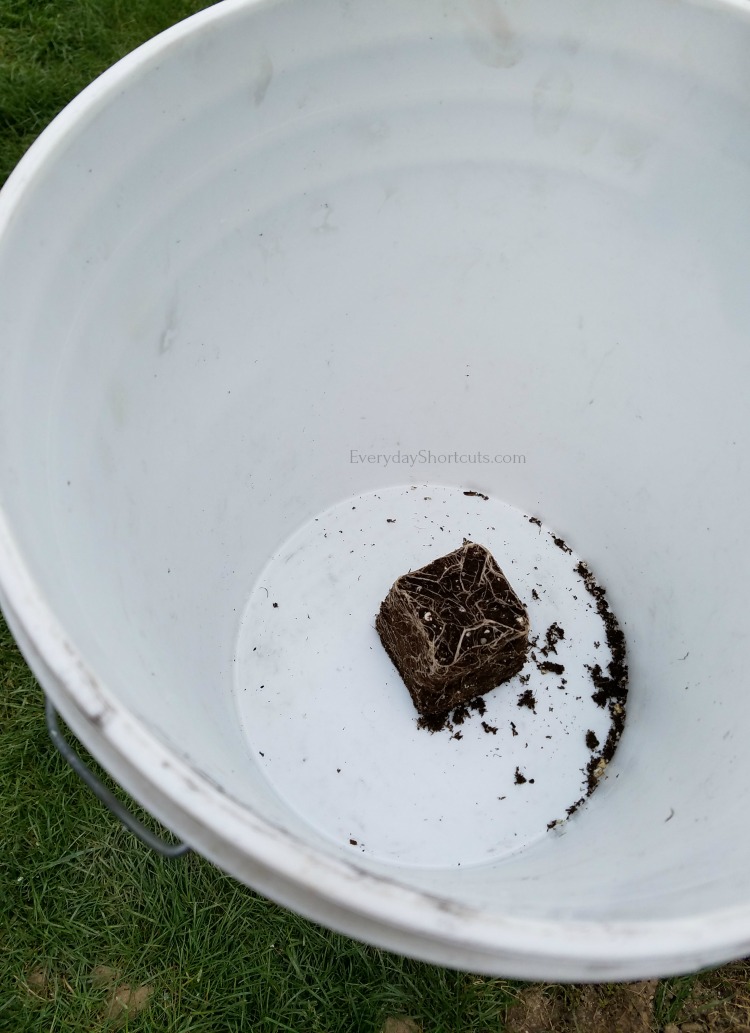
left=252, top=47, right=273, bottom=107
left=158, top=302, right=179, bottom=355
left=463, top=0, right=522, bottom=68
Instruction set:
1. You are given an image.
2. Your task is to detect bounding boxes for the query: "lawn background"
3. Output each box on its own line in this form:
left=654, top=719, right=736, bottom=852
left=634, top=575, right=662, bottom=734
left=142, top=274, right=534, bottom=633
left=0, top=2, right=748, bottom=1030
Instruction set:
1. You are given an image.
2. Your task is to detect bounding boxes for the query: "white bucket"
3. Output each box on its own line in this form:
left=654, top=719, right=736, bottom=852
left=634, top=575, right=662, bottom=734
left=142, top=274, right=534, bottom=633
left=2, top=0, right=750, bottom=982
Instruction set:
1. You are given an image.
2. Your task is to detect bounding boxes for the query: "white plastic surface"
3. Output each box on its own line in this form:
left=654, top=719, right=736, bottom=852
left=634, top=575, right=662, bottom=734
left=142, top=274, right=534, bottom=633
left=235, top=485, right=618, bottom=867
left=2, top=0, right=750, bottom=980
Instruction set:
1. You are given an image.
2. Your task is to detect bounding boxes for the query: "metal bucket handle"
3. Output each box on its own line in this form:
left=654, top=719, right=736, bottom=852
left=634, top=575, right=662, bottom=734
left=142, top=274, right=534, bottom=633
left=45, top=697, right=190, bottom=858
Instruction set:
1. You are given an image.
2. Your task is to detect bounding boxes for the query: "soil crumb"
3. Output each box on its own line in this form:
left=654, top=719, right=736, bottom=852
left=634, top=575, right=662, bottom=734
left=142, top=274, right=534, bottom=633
left=417, top=710, right=451, bottom=733
left=585, top=729, right=600, bottom=750
left=540, top=622, right=565, bottom=656
left=452, top=704, right=470, bottom=725
left=517, top=689, right=536, bottom=712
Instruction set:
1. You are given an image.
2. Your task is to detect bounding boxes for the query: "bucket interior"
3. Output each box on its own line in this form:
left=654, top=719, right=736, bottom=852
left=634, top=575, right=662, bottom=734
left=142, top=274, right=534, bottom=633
left=2, top=0, right=750, bottom=925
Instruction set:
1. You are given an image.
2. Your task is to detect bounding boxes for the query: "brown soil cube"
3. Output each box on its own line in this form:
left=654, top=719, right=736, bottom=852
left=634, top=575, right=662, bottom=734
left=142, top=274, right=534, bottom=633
left=376, top=540, right=530, bottom=715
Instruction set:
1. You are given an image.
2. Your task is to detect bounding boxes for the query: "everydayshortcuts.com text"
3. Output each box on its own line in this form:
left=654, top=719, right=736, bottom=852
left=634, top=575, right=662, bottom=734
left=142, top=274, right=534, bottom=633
left=349, top=449, right=527, bottom=468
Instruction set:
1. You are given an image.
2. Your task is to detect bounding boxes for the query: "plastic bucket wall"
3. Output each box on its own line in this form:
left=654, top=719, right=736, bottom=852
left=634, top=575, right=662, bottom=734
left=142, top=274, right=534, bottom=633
left=1, top=0, right=750, bottom=980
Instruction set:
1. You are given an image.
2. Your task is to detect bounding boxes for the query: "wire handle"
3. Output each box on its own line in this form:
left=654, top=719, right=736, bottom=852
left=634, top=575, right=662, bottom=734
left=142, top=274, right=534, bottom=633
left=45, top=697, right=190, bottom=858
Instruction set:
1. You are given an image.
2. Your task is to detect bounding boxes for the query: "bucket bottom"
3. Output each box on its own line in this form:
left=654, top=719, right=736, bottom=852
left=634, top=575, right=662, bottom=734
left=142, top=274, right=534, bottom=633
left=233, top=484, right=625, bottom=868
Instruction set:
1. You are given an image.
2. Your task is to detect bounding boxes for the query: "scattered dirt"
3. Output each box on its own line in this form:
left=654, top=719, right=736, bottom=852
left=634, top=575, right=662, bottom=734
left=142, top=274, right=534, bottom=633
left=418, top=710, right=451, bottom=732
left=540, top=622, right=565, bottom=656
left=504, top=986, right=564, bottom=1033
left=586, top=729, right=600, bottom=750
left=391, top=524, right=629, bottom=833
left=103, top=982, right=153, bottom=1024
left=505, top=980, right=658, bottom=1033
left=517, top=689, right=536, bottom=712
left=576, top=981, right=657, bottom=1033
left=417, top=695, right=490, bottom=733
left=504, top=976, right=750, bottom=1033
left=380, top=1018, right=421, bottom=1033
left=90, top=965, right=120, bottom=988
left=576, top=559, right=628, bottom=711
left=24, top=968, right=53, bottom=1000
left=538, top=660, right=565, bottom=675
left=539, top=556, right=630, bottom=829
left=452, top=704, right=470, bottom=725
left=659, top=960, right=750, bottom=1032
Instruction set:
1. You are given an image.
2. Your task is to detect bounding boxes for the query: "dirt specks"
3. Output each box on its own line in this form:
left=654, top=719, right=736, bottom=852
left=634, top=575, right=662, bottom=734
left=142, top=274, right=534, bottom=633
left=576, top=559, right=628, bottom=709
left=540, top=622, right=565, bottom=656
left=417, top=695, right=492, bottom=734
left=585, top=729, right=600, bottom=750
left=517, top=689, right=536, bottom=712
